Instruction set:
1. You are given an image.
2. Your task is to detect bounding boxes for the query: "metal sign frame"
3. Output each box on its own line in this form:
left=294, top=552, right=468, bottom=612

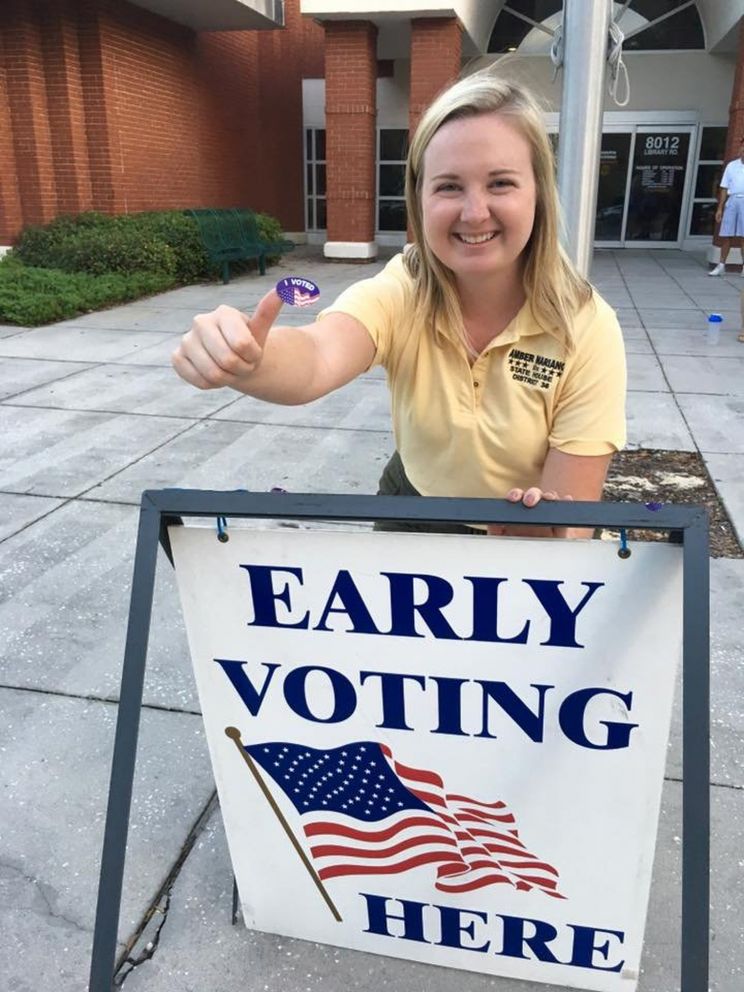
left=88, top=489, right=710, bottom=991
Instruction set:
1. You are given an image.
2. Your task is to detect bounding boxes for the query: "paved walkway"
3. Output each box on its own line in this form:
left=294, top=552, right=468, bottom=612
left=0, top=248, right=742, bottom=991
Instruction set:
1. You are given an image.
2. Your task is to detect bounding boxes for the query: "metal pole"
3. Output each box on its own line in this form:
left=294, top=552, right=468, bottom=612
left=556, top=0, right=612, bottom=276
left=681, top=509, right=710, bottom=991
left=88, top=496, right=162, bottom=991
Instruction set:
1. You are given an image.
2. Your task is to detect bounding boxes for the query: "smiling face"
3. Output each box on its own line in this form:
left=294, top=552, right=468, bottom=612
left=420, top=112, right=537, bottom=288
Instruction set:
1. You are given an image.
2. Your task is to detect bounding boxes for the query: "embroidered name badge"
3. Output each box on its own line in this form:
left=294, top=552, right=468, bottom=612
left=508, top=348, right=565, bottom=390
left=275, top=276, right=320, bottom=308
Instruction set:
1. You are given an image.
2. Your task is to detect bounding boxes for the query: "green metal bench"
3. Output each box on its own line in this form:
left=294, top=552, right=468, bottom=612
left=186, top=208, right=294, bottom=284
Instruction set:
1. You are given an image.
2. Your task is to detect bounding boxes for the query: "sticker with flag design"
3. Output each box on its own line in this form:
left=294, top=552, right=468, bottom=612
left=275, top=276, right=320, bottom=308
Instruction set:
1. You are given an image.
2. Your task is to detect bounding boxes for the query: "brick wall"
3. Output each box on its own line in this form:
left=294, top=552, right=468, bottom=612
left=0, top=67, right=25, bottom=240
left=324, top=21, right=377, bottom=246
left=409, top=17, right=462, bottom=138
left=0, top=0, right=324, bottom=244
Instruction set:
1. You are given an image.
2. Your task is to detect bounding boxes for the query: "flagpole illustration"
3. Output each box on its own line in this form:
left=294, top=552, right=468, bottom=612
left=224, top=726, right=343, bottom=922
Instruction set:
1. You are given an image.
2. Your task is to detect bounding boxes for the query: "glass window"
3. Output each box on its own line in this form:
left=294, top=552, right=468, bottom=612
left=632, top=0, right=692, bottom=21
left=378, top=200, right=407, bottom=232
left=378, top=129, right=408, bottom=235
left=316, top=164, right=326, bottom=197
left=379, top=164, right=405, bottom=197
left=305, top=128, right=326, bottom=231
left=688, top=126, right=726, bottom=239
left=489, top=1, right=703, bottom=53
left=380, top=129, right=408, bottom=161
left=694, top=164, right=724, bottom=200
left=690, top=202, right=717, bottom=238
left=699, top=127, right=727, bottom=162
left=625, top=6, right=704, bottom=50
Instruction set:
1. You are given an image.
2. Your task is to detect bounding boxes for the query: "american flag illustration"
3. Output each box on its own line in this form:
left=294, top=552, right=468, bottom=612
left=291, top=287, right=317, bottom=307
left=242, top=740, right=563, bottom=898
left=275, top=278, right=320, bottom=308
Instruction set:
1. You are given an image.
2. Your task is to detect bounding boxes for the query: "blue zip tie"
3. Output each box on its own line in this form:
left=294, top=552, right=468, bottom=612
left=618, top=527, right=631, bottom=559
left=215, top=488, right=284, bottom=542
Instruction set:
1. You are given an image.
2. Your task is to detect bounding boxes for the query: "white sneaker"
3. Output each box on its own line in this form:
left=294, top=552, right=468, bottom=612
left=708, top=262, right=725, bottom=276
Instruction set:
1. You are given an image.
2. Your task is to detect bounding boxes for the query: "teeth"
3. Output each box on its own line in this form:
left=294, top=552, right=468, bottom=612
left=457, top=232, right=496, bottom=244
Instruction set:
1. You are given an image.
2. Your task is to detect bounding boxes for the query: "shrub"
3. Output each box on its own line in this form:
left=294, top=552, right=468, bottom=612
left=6, top=206, right=290, bottom=323
left=133, top=211, right=212, bottom=282
left=14, top=212, right=199, bottom=279
left=0, top=255, right=175, bottom=326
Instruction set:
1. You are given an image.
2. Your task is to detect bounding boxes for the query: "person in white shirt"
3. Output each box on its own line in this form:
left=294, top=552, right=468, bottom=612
left=709, top=136, right=744, bottom=276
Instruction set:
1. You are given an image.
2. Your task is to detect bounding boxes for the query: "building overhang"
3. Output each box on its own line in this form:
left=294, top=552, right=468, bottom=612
left=687, top=1, right=742, bottom=53
left=300, top=1, right=503, bottom=55
left=127, top=0, right=284, bottom=31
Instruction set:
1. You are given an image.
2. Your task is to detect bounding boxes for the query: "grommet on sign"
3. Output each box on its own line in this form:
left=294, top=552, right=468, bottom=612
left=215, top=488, right=288, bottom=542
left=216, top=515, right=229, bottom=543
left=618, top=527, right=631, bottom=559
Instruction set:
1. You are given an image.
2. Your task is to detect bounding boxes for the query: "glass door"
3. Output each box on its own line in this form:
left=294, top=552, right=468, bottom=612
left=593, top=126, right=695, bottom=246
left=625, top=128, right=693, bottom=244
left=595, top=132, right=633, bottom=244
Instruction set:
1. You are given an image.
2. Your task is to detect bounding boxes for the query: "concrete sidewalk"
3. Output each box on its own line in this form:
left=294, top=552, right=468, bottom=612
left=0, top=248, right=742, bottom=992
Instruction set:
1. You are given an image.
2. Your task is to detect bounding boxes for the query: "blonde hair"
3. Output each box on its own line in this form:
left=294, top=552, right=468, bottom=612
left=403, top=67, right=591, bottom=349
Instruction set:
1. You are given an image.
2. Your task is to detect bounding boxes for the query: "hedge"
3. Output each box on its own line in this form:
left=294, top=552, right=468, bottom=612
left=2, top=208, right=288, bottom=326
left=0, top=254, right=175, bottom=326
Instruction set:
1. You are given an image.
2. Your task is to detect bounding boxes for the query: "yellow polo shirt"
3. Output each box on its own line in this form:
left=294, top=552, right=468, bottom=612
left=320, top=253, right=626, bottom=498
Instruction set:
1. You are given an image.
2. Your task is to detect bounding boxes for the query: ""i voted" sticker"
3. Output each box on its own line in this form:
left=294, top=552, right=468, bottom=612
left=275, top=277, right=320, bottom=308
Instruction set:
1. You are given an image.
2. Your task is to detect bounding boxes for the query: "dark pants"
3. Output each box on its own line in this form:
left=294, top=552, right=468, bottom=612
left=374, top=451, right=481, bottom=535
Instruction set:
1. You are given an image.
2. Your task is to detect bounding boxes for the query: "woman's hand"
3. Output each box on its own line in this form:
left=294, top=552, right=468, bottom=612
left=488, top=487, right=576, bottom=538
left=172, top=300, right=376, bottom=405
left=487, top=451, right=612, bottom=539
left=172, top=290, right=284, bottom=391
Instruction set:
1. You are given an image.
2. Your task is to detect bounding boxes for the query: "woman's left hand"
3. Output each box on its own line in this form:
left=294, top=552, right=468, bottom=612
left=487, top=487, right=576, bottom=538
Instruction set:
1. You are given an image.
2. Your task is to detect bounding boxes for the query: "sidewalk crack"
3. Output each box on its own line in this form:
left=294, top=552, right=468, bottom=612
left=114, top=790, right=218, bottom=986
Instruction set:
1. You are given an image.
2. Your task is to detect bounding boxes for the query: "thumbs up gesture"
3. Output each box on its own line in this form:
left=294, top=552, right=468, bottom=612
left=172, top=288, right=284, bottom=390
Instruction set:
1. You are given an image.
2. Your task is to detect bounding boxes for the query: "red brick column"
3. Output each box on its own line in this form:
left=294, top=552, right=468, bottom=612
left=0, top=68, right=23, bottom=243
left=77, top=1, right=125, bottom=216
left=40, top=2, right=93, bottom=217
left=409, top=18, right=462, bottom=139
left=407, top=18, right=461, bottom=241
left=324, top=21, right=377, bottom=260
left=725, top=19, right=744, bottom=162
left=713, top=18, right=744, bottom=262
left=0, top=0, right=59, bottom=230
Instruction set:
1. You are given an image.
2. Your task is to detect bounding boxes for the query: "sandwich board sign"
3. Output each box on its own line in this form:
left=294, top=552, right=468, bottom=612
left=87, top=490, right=709, bottom=992
left=169, top=523, right=682, bottom=992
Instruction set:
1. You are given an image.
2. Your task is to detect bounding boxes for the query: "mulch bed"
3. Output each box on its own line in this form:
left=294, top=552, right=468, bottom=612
left=602, top=448, right=742, bottom=559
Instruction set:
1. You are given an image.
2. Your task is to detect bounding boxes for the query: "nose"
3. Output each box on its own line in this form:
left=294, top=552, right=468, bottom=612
left=460, top=188, right=491, bottom=224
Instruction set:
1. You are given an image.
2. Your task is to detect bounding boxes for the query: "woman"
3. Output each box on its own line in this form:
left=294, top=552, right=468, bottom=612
left=172, top=69, right=626, bottom=538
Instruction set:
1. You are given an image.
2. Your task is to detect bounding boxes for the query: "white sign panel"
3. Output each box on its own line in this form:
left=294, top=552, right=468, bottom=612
left=170, top=526, right=682, bottom=991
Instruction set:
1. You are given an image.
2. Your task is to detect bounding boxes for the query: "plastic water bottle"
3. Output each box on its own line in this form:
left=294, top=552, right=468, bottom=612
left=706, top=313, right=722, bottom=346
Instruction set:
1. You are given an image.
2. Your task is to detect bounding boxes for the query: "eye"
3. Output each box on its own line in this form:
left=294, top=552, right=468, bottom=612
left=435, top=182, right=460, bottom=193
left=490, top=178, right=514, bottom=189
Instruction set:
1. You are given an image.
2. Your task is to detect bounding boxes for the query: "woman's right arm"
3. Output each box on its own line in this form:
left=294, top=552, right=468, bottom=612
left=171, top=288, right=377, bottom=405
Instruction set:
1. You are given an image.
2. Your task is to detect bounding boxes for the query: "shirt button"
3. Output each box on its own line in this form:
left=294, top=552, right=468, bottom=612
left=473, top=380, right=480, bottom=388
